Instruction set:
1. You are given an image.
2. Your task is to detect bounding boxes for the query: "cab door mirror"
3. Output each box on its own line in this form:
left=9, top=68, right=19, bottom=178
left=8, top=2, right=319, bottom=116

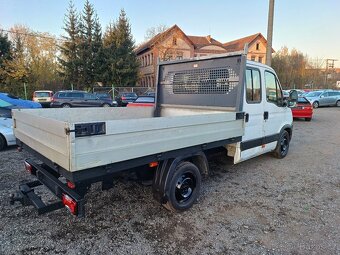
left=289, top=90, right=298, bottom=101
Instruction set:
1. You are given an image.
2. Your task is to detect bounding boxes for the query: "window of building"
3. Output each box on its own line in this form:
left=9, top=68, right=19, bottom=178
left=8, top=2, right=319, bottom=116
left=265, top=71, right=283, bottom=105
left=258, top=56, right=263, bottom=63
left=256, top=43, right=260, bottom=50
left=151, top=53, right=153, bottom=65
left=246, top=69, right=261, bottom=103
left=251, top=56, right=256, bottom=61
left=173, top=37, right=177, bottom=46
left=164, top=54, right=173, bottom=61
left=176, top=53, right=183, bottom=60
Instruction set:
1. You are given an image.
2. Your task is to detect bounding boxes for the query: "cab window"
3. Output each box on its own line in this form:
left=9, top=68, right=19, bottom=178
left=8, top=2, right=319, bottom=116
left=265, top=71, right=282, bottom=105
left=245, top=69, right=261, bottom=103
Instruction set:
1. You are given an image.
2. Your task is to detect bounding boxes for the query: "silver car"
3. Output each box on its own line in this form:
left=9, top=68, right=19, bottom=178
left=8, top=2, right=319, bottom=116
left=305, top=90, right=340, bottom=108
left=0, top=117, right=15, bottom=150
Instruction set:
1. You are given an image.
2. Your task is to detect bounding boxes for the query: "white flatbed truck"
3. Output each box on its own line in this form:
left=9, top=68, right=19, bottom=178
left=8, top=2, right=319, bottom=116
left=10, top=51, right=297, bottom=216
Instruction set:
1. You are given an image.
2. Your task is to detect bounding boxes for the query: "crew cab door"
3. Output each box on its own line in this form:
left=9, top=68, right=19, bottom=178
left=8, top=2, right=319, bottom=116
left=233, top=67, right=265, bottom=163
left=262, top=71, right=292, bottom=152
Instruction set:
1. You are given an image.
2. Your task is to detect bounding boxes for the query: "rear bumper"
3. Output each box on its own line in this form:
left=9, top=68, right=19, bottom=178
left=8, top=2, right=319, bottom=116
left=10, top=159, right=85, bottom=217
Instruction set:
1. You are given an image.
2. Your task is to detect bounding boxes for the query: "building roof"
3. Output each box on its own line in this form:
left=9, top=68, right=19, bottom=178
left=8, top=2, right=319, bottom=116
left=135, top=25, right=187, bottom=54
left=223, top=33, right=262, bottom=52
left=187, top=35, right=224, bottom=49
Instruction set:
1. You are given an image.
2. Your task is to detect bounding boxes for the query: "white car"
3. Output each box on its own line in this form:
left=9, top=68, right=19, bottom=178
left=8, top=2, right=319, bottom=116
left=0, top=117, right=15, bottom=150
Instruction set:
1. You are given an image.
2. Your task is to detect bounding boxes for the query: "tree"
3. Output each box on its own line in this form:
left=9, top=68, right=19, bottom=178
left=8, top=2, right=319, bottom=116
left=102, top=9, right=139, bottom=86
left=144, top=24, right=168, bottom=41
left=0, top=31, right=12, bottom=84
left=59, top=0, right=81, bottom=89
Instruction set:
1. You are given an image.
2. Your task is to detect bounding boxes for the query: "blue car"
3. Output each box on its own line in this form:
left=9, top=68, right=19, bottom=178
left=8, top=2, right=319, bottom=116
left=0, top=93, right=41, bottom=108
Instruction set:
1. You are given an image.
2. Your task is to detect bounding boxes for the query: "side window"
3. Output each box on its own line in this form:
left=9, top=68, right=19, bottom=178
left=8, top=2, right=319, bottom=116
left=321, top=92, right=328, bottom=98
left=84, top=93, right=96, bottom=100
left=246, top=69, right=261, bottom=103
left=265, top=71, right=282, bottom=105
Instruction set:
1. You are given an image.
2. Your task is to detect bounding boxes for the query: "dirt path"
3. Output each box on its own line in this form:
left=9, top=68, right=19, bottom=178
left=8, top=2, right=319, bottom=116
left=0, top=108, right=339, bottom=255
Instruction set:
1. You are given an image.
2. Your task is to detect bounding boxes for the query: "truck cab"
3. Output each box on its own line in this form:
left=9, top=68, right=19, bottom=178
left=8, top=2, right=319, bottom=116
left=231, top=60, right=294, bottom=163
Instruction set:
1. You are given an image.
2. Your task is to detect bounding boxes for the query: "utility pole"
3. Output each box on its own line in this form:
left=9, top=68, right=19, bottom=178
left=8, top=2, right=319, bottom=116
left=324, top=59, right=338, bottom=89
left=266, top=0, right=275, bottom=66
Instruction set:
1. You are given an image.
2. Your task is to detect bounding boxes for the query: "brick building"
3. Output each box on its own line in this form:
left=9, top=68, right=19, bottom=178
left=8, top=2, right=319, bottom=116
left=135, top=25, right=271, bottom=87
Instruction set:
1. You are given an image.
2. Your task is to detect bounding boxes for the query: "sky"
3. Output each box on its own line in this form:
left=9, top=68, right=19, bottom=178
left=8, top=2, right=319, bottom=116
left=0, top=0, right=339, bottom=67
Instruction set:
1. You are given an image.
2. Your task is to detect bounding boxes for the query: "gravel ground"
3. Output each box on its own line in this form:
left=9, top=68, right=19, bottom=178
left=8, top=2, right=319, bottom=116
left=0, top=108, right=339, bottom=255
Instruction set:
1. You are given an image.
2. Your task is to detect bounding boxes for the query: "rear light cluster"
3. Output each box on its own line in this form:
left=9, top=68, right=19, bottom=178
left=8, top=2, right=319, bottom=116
left=62, top=194, right=77, bottom=215
left=121, top=96, right=126, bottom=100
left=24, top=160, right=36, bottom=175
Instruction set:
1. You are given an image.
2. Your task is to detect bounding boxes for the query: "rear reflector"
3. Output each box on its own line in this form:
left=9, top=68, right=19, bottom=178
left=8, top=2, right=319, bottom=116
left=24, top=160, right=36, bottom=175
left=67, top=181, right=76, bottom=189
left=149, top=161, right=159, bottom=168
left=62, top=194, right=77, bottom=215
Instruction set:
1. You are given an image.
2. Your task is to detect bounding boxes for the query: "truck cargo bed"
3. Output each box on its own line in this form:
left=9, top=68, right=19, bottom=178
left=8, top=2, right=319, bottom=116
left=13, top=107, right=243, bottom=172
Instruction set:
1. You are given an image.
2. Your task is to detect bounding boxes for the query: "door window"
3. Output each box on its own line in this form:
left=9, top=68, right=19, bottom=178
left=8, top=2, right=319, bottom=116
left=246, top=69, right=261, bottom=103
left=265, top=71, right=282, bottom=105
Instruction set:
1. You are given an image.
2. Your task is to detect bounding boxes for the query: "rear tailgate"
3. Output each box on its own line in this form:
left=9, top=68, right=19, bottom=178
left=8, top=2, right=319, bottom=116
left=13, top=109, right=71, bottom=171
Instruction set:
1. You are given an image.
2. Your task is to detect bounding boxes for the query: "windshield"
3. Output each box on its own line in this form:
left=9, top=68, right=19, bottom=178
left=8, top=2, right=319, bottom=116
left=122, top=93, right=137, bottom=97
left=305, top=91, right=322, bottom=97
left=34, top=92, right=51, bottom=97
left=135, top=97, right=155, bottom=103
left=0, top=99, right=13, bottom=107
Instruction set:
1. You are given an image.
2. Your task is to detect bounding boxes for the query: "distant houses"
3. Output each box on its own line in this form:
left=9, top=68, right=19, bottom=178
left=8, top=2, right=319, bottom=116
left=135, top=24, right=272, bottom=87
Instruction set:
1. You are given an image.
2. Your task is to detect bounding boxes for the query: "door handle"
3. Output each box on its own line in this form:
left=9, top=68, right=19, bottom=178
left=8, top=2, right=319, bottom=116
left=245, top=113, right=249, bottom=122
left=264, top=111, right=269, bottom=120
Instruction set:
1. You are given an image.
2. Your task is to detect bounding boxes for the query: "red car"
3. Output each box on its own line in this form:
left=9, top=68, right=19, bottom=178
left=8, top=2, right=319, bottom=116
left=127, top=96, right=155, bottom=107
left=291, top=97, right=313, bottom=121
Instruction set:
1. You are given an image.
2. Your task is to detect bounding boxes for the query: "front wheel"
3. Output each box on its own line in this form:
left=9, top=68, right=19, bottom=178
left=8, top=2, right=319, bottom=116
left=336, top=100, right=340, bottom=107
left=102, top=103, right=111, bottom=107
left=0, top=135, right=6, bottom=151
left=273, top=130, right=290, bottom=159
left=313, top=101, right=319, bottom=108
left=61, top=103, right=71, bottom=108
left=163, top=162, right=201, bottom=212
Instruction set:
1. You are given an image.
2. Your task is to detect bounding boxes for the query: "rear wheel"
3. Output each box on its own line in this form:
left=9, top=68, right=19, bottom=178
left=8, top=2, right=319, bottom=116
left=61, top=103, right=71, bottom=108
left=312, top=101, right=319, bottom=108
left=102, top=103, right=111, bottom=107
left=336, top=100, right=340, bottom=107
left=305, top=117, right=312, bottom=121
left=163, top=161, right=201, bottom=212
left=0, top=135, right=6, bottom=151
left=273, top=130, right=290, bottom=159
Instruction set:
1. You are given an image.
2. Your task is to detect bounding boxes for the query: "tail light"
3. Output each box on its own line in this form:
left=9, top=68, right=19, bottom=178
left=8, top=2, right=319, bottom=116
left=24, top=160, right=36, bottom=175
left=62, top=194, right=77, bottom=215
left=121, top=96, right=126, bottom=100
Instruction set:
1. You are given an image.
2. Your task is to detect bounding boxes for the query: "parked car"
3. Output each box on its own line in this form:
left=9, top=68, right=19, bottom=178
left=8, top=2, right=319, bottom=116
left=127, top=96, right=155, bottom=107
left=304, top=90, right=340, bottom=108
left=145, top=91, right=155, bottom=97
left=0, top=110, right=16, bottom=150
left=291, top=97, right=313, bottom=121
left=0, top=99, right=22, bottom=118
left=32, top=90, right=54, bottom=107
left=115, top=92, right=138, bottom=106
left=51, top=91, right=113, bottom=108
left=94, top=92, right=118, bottom=107
left=0, top=93, right=41, bottom=108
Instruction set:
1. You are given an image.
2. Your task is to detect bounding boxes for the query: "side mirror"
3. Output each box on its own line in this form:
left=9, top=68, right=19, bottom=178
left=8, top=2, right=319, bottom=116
left=289, top=90, right=298, bottom=101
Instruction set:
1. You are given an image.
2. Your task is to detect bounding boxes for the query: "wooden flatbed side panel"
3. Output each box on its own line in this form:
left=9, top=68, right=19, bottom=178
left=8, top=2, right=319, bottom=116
left=13, top=110, right=71, bottom=171
left=71, top=112, right=244, bottom=171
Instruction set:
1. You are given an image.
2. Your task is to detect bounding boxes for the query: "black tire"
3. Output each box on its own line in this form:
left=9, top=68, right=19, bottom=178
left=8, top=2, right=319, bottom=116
left=61, top=103, right=71, bottom=108
left=312, top=101, right=319, bottom=108
left=163, top=161, right=201, bottom=212
left=273, top=130, right=290, bottom=159
left=102, top=103, right=111, bottom=107
left=305, top=117, right=312, bottom=121
left=0, top=135, right=6, bottom=151
left=336, top=100, right=340, bottom=107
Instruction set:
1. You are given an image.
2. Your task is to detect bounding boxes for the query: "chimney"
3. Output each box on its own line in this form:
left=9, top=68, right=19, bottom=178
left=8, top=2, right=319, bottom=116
left=206, top=35, right=211, bottom=43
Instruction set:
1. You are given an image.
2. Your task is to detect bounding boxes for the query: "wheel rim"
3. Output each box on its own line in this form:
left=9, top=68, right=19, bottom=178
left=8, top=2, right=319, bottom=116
left=337, top=101, right=340, bottom=107
left=313, top=102, right=318, bottom=108
left=62, top=104, right=70, bottom=108
left=175, top=172, right=196, bottom=203
left=103, top=104, right=110, bottom=107
left=280, top=134, right=289, bottom=156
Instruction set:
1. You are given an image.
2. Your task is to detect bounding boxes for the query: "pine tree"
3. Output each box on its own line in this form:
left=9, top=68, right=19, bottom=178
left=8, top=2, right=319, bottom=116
left=102, top=9, right=139, bottom=86
left=59, top=1, right=81, bottom=89
left=113, top=9, right=139, bottom=86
